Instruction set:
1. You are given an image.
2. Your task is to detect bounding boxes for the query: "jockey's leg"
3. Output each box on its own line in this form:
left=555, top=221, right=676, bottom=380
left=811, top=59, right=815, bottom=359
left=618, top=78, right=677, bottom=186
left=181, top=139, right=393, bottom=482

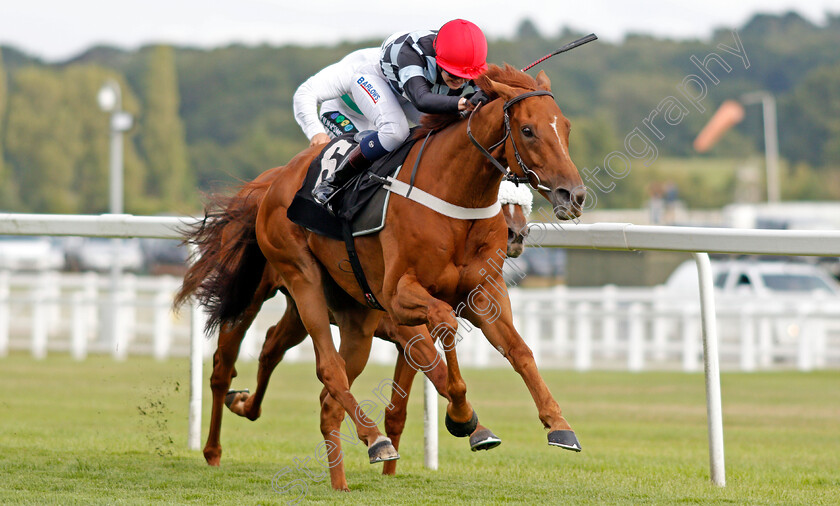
left=317, top=97, right=364, bottom=139
left=312, top=70, right=407, bottom=212
left=311, top=144, right=372, bottom=211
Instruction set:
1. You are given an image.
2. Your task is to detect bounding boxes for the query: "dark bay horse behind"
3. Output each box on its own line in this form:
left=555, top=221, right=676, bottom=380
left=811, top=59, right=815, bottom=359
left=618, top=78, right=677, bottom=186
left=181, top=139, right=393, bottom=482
left=178, top=64, right=584, bottom=491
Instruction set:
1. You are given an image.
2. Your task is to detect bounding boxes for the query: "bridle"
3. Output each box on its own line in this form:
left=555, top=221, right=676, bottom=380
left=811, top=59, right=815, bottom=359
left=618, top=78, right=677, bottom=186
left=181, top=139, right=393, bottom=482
left=466, top=89, right=554, bottom=192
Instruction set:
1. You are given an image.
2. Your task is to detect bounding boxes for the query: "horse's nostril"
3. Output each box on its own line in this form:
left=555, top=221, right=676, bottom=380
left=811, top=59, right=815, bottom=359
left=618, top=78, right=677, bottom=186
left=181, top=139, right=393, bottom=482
left=572, top=187, right=587, bottom=208
left=508, top=229, right=515, bottom=241
left=555, top=188, right=571, bottom=203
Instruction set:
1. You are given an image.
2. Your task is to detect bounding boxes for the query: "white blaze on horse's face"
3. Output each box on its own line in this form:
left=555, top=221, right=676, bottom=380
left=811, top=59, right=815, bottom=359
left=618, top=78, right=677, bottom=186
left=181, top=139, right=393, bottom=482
left=549, top=116, right=567, bottom=157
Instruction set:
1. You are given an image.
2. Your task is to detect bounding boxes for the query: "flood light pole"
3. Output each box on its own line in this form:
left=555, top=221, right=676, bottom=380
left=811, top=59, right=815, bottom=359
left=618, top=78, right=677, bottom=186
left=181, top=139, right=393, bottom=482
left=740, top=91, right=780, bottom=203
left=98, top=80, right=133, bottom=358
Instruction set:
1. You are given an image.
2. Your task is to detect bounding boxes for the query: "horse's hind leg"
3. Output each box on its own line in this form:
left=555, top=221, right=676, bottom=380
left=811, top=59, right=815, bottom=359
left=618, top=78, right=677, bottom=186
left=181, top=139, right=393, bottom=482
left=377, top=320, right=448, bottom=475
left=227, top=295, right=307, bottom=420
left=281, top=273, right=393, bottom=464
left=318, top=307, right=386, bottom=491
left=203, top=293, right=264, bottom=465
left=204, top=266, right=280, bottom=465
left=204, top=329, right=242, bottom=466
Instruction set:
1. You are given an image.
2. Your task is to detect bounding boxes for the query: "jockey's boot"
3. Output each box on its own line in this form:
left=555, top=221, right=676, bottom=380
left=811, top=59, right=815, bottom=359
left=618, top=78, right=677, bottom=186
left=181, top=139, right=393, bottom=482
left=312, top=144, right=371, bottom=214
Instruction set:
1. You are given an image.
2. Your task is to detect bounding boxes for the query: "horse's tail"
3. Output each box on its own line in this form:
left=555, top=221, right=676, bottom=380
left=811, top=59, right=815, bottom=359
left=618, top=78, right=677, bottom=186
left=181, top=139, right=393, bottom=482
left=174, top=180, right=272, bottom=334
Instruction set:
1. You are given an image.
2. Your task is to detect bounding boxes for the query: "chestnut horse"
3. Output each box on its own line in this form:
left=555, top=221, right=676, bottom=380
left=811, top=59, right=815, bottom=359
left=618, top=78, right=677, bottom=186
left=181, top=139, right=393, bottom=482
left=179, top=64, right=584, bottom=491
left=188, top=178, right=531, bottom=474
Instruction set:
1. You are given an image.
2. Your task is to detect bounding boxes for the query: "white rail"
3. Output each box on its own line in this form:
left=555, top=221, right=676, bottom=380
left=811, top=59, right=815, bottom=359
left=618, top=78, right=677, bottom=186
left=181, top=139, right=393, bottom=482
left=5, top=214, right=840, bottom=488
left=530, top=221, right=840, bottom=487
left=3, top=276, right=836, bottom=369
left=532, top=222, right=840, bottom=256
left=0, top=213, right=199, bottom=238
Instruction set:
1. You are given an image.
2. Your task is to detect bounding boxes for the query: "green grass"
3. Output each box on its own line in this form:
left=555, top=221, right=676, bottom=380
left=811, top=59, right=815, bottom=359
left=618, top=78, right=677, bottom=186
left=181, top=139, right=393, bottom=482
left=1, top=353, right=839, bottom=505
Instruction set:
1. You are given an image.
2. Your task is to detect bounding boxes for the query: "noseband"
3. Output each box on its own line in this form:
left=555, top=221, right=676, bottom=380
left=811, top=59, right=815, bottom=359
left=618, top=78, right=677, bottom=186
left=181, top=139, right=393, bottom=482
left=466, top=89, right=554, bottom=192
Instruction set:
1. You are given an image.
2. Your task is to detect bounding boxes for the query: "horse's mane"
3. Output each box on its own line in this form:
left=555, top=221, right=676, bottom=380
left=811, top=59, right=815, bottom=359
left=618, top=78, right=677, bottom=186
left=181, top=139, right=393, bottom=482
left=412, top=64, right=538, bottom=139
left=475, top=63, right=539, bottom=97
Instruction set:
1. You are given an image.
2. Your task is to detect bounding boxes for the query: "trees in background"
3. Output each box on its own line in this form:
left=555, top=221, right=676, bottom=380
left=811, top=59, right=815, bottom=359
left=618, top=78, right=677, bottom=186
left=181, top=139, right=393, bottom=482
left=3, top=66, right=147, bottom=213
left=138, top=45, right=194, bottom=213
left=0, top=13, right=838, bottom=214
left=0, top=51, right=11, bottom=209
left=783, top=63, right=840, bottom=169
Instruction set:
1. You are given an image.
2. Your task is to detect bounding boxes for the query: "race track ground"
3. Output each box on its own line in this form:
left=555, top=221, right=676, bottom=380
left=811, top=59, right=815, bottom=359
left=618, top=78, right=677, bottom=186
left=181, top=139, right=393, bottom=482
left=1, top=353, right=838, bottom=504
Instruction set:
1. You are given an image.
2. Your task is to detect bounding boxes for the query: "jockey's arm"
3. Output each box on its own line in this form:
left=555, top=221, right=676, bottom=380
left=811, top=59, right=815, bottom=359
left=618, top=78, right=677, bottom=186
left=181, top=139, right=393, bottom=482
left=402, top=76, right=465, bottom=115
left=292, top=61, right=353, bottom=143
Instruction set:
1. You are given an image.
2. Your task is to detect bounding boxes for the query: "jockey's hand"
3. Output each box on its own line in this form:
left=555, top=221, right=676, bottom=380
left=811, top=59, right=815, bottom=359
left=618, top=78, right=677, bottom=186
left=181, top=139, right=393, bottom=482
left=468, top=90, right=490, bottom=107
left=310, top=133, right=330, bottom=147
left=459, top=92, right=486, bottom=119
left=458, top=97, right=471, bottom=119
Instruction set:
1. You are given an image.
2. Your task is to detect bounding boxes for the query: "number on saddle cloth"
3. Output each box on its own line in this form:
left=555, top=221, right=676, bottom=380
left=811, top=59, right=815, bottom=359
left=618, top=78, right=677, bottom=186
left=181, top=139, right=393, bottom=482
left=315, top=137, right=356, bottom=188
left=287, top=132, right=420, bottom=242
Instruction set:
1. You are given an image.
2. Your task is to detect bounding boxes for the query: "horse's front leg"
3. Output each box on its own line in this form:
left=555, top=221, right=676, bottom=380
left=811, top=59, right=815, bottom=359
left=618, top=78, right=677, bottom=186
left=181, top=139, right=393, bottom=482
left=390, top=273, right=500, bottom=450
left=467, top=288, right=581, bottom=451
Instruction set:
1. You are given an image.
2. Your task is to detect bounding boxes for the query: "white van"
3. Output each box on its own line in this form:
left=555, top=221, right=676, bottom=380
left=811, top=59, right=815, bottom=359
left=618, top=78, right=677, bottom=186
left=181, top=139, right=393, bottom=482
left=665, top=259, right=840, bottom=297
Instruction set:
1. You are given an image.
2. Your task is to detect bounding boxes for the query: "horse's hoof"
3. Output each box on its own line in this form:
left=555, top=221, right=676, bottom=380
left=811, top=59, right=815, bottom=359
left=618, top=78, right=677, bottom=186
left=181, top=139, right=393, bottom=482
left=224, top=389, right=249, bottom=409
left=547, top=430, right=582, bottom=452
left=445, top=410, right=478, bottom=438
left=469, top=426, right=502, bottom=451
left=368, top=436, right=400, bottom=464
left=203, top=447, right=221, bottom=466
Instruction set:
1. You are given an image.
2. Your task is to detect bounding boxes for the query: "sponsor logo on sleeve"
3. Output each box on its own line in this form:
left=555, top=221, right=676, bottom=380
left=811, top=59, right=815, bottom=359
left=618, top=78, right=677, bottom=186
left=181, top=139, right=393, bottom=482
left=357, top=77, right=381, bottom=104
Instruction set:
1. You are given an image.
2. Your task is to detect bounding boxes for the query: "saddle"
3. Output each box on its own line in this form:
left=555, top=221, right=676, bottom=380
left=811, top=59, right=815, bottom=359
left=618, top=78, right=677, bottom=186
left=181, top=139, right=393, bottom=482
left=287, top=133, right=418, bottom=240
left=286, top=132, right=419, bottom=309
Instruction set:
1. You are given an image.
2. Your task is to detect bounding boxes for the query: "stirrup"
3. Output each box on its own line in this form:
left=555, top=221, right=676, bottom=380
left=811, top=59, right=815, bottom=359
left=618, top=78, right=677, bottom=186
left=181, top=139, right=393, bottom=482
left=313, top=180, right=351, bottom=215
left=312, top=183, right=336, bottom=205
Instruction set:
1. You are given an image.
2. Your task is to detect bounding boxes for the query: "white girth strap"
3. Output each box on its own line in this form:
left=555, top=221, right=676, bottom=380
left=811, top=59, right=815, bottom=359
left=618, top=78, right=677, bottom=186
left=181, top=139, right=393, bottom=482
left=384, top=177, right=502, bottom=220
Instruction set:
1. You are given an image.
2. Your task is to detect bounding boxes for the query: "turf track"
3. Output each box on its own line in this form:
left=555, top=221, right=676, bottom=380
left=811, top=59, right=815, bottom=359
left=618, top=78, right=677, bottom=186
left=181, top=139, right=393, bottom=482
left=1, top=353, right=838, bottom=504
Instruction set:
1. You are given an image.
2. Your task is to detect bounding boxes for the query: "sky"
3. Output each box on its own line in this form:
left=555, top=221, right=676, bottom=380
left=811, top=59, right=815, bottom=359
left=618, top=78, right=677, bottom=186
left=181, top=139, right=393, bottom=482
left=1, top=0, right=838, bottom=62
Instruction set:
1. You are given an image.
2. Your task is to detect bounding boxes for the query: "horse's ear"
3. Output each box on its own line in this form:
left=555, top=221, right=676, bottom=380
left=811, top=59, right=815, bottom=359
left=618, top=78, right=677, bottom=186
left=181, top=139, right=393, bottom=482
left=481, top=76, right=517, bottom=102
left=535, top=70, right=552, bottom=92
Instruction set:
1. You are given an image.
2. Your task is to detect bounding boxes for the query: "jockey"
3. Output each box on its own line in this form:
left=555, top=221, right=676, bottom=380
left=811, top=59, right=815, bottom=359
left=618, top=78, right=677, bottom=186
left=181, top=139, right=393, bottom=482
left=309, top=19, right=489, bottom=212
left=293, top=47, right=389, bottom=148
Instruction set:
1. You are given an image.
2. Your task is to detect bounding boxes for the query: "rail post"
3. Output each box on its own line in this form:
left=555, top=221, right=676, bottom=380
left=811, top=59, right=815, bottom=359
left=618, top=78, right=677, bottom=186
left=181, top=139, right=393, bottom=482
left=693, top=252, right=725, bottom=487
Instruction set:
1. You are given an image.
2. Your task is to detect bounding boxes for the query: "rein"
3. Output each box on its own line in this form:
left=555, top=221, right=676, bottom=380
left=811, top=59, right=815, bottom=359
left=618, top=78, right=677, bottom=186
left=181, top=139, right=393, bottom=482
left=466, top=89, right=554, bottom=192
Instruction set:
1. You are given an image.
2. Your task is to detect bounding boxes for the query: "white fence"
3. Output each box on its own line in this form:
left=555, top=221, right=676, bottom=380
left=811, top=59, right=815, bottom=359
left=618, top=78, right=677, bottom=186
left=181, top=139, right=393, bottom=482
left=5, top=213, right=840, bottom=488
left=3, top=272, right=839, bottom=372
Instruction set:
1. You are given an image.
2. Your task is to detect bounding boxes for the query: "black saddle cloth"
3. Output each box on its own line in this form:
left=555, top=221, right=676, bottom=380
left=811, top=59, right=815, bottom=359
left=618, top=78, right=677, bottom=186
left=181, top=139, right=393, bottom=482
left=286, top=133, right=418, bottom=240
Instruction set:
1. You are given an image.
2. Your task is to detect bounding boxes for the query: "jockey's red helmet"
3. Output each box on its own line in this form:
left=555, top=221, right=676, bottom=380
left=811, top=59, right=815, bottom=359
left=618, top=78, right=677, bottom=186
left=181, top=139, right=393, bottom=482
left=434, top=19, right=488, bottom=80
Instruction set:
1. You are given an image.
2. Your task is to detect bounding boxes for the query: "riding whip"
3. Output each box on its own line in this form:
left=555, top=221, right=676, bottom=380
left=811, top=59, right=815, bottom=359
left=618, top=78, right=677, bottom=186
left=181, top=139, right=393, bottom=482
left=521, top=33, right=598, bottom=72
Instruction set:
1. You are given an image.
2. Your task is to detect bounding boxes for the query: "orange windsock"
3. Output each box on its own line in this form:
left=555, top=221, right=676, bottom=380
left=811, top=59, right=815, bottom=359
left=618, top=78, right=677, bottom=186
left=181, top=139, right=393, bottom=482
left=693, top=100, right=745, bottom=153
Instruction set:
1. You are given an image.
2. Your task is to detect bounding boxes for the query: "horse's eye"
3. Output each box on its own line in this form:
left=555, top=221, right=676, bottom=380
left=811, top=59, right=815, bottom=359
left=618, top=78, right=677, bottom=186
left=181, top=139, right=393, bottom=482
left=521, top=126, right=534, bottom=138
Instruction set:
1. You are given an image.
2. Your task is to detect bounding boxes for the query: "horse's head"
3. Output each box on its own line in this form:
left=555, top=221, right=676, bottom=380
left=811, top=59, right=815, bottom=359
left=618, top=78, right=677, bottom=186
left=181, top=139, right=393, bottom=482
left=475, top=65, right=586, bottom=220
left=498, top=180, right=531, bottom=258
